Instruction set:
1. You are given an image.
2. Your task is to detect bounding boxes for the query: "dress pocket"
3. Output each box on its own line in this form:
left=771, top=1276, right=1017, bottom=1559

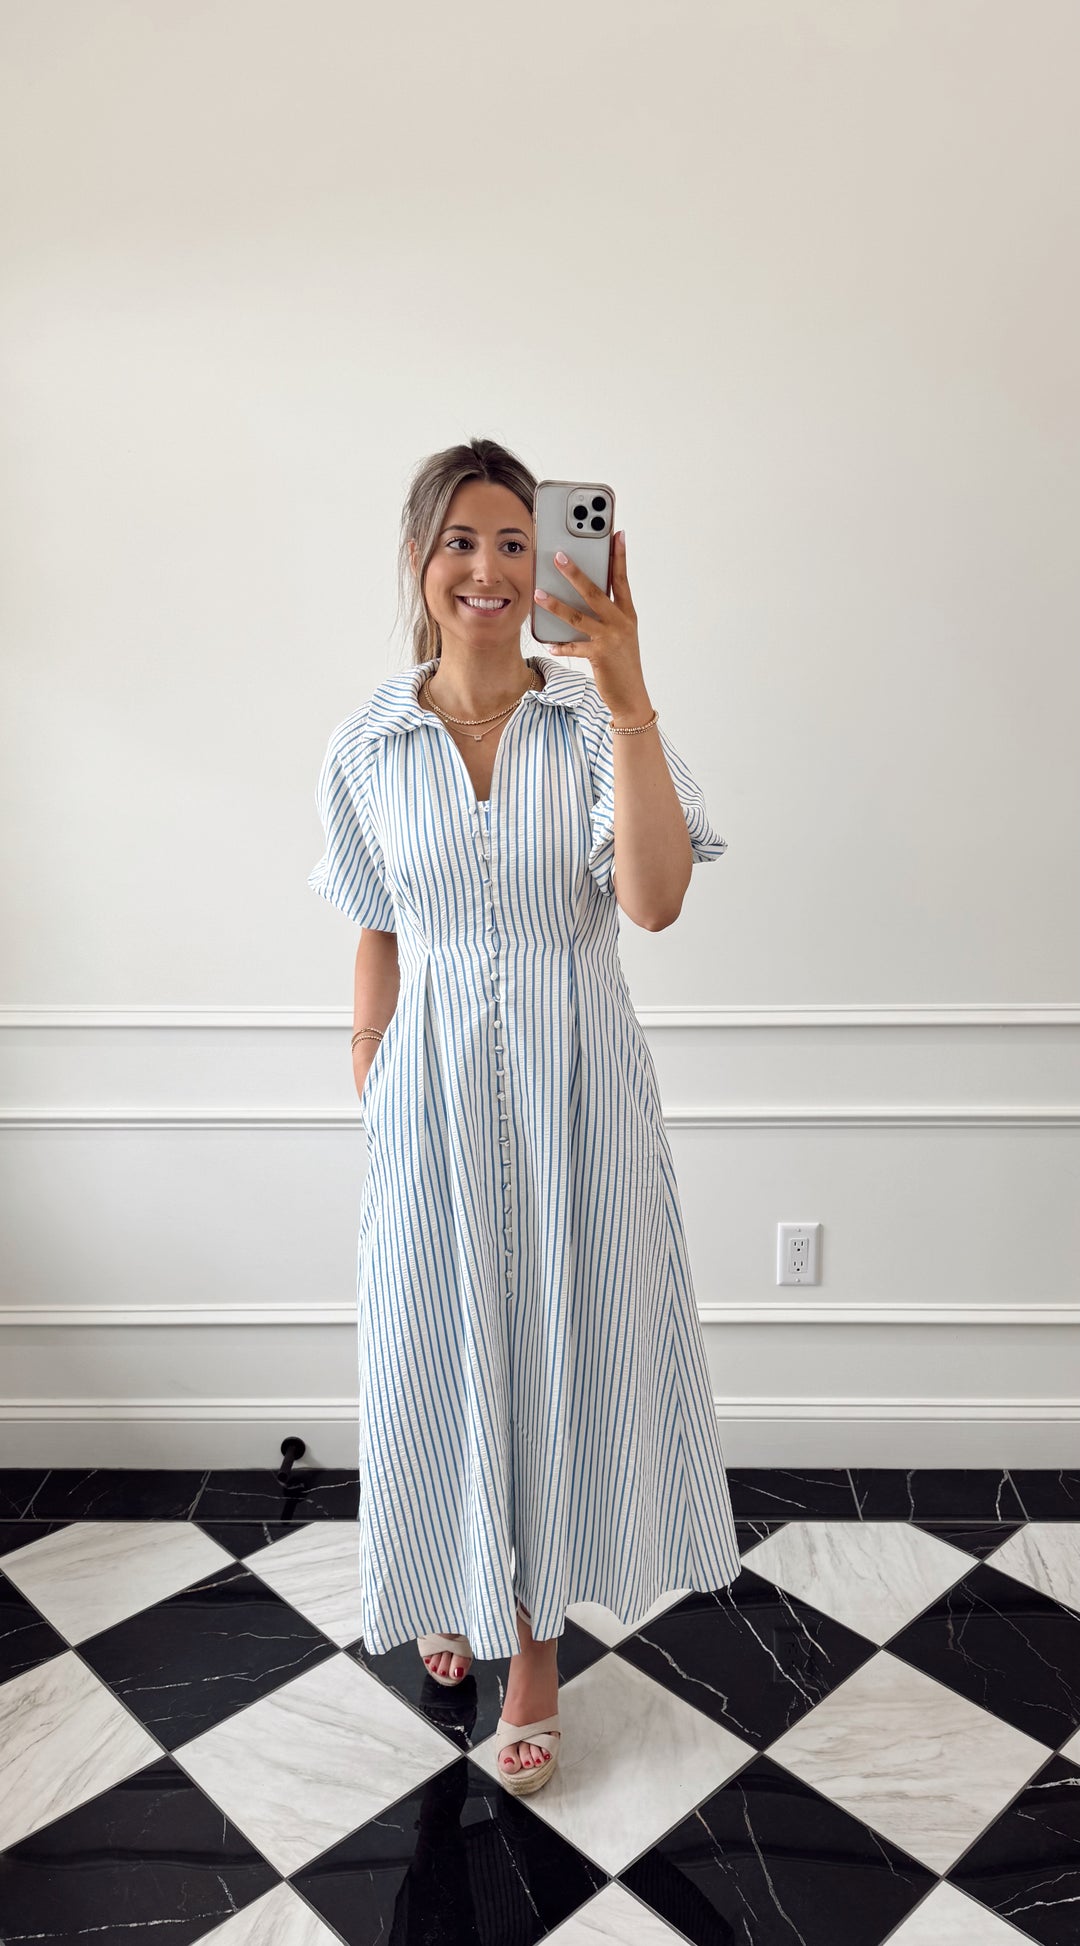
left=619, top=1000, right=666, bottom=1152
left=359, top=1014, right=396, bottom=1131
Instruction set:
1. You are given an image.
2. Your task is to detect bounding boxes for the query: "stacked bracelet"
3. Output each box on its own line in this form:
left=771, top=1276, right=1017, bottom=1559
left=351, top=1028, right=383, bottom=1049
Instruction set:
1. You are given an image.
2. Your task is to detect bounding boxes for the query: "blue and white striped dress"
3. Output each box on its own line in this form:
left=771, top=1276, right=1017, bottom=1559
left=308, top=652, right=740, bottom=1659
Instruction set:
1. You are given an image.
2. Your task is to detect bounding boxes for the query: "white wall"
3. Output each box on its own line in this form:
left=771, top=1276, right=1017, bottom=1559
left=2, top=0, right=1078, bottom=1465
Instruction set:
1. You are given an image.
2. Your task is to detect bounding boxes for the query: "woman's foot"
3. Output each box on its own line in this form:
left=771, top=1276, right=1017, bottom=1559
left=421, top=1640, right=471, bottom=1681
left=500, top=1606, right=560, bottom=1775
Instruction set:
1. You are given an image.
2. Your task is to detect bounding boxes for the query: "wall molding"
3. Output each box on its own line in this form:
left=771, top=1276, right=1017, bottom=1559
left=2, top=1003, right=1078, bottom=1031
left=0, top=1394, right=1077, bottom=1424
left=3, top=1105, right=1079, bottom=1130
left=2, top=1302, right=1077, bottom=1329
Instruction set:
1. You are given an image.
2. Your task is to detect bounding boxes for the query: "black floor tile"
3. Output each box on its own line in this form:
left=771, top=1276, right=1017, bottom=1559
left=912, top=1520, right=1026, bottom=1558
left=888, top=1559, right=1080, bottom=1749
left=849, top=1470, right=1030, bottom=1521
left=0, top=1754, right=281, bottom=1944
left=726, top=1469, right=861, bottom=1518
left=291, top=1754, right=608, bottom=1944
left=948, top=1751, right=1080, bottom=1946
left=0, top=1572, right=70, bottom=1684
left=1010, top=1472, right=1080, bottom=1520
left=620, top=1751, right=936, bottom=1946
left=77, top=1559, right=338, bottom=1748
left=616, top=1568, right=878, bottom=1748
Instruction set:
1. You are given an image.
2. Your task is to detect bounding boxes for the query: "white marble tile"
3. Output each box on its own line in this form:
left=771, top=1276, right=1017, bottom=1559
left=768, top=1650, right=1048, bottom=1874
left=175, top=1651, right=453, bottom=1876
left=469, top=1649, right=754, bottom=1876
left=0, top=1520, right=235, bottom=1642
left=0, top=1649, right=161, bottom=1850
left=199, top=1880, right=344, bottom=1943
left=880, top=1881, right=1029, bottom=1941
left=1058, top=1719, right=1080, bottom=1765
left=982, top=1522, right=1080, bottom=1616
left=544, top=1879, right=691, bottom=1943
left=565, top=1588, right=692, bottom=1647
left=244, top=1521, right=361, bottom=1645
left=738, top=1520, right=971, bottom=1643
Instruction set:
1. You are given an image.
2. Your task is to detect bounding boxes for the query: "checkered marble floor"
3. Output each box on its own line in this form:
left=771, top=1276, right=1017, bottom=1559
left=2, top=1470, right=1080, bottom=1944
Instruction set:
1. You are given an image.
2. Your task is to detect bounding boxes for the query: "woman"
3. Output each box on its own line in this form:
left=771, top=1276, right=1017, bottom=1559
left=308, top=437, right=740, bottom=1795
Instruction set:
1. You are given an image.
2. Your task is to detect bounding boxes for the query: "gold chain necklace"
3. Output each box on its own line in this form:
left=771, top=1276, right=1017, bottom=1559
left=420, top=661, right=541, bottom=744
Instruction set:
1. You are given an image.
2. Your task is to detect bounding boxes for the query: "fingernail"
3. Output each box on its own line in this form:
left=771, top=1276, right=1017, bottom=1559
left=534, top=587, right=547, bottom=601
left=554, top=550, right=568, bottom=564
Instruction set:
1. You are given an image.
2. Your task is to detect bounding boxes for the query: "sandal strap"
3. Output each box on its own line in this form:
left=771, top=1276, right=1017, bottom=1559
left=417, top=1632, right=470, bottom=1656
left=495, top=1711, right=561, bottom=1752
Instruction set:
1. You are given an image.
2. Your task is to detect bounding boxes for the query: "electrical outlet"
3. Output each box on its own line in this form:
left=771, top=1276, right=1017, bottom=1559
left=777, top=1222, right=821, bottom=1286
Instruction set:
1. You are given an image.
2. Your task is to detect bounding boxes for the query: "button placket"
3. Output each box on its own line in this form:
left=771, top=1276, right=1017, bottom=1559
left=475, top=802, right=515, bottom=1307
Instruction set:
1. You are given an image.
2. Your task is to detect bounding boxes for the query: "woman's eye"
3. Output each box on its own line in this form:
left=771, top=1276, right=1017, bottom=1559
left=446, top=538, right=525, bottom=553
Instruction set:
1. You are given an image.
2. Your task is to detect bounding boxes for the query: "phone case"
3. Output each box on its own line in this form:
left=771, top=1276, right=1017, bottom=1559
left=531, top=479, right=616, bottom=645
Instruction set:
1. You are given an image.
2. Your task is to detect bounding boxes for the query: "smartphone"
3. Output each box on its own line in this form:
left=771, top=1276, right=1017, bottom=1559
left=531, top=479, right=616, bottom=646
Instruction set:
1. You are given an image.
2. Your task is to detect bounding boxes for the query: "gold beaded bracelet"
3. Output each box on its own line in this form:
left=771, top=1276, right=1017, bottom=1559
left=351, top=1028, right=383, bottom=1049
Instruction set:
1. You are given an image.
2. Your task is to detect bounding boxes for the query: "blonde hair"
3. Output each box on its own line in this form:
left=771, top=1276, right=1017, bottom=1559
left=395, top=437, right=536, bottom=665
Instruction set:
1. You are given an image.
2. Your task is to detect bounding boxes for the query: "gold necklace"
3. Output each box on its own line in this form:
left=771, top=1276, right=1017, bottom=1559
left=420, top=661, right=540, bottom=743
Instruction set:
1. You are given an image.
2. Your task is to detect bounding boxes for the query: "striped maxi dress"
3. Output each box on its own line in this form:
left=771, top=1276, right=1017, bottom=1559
left=308, top=651, right=740, bottom=1660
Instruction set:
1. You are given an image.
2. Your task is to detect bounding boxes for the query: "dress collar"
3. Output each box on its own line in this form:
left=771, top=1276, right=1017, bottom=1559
left=361, top=653, right=590, bottom=739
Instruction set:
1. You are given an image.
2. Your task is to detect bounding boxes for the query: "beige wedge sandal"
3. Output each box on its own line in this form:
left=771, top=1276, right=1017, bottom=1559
left=416, top=1630, right=472, bottom=1686
left=495, top=1598, right=561, bottom=1797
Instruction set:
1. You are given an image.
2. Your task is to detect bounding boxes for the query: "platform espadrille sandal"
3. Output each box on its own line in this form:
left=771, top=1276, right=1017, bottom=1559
left=495, top=1599, right=561, bottom=1796
left=416, top=1631, right=472, bottom=1685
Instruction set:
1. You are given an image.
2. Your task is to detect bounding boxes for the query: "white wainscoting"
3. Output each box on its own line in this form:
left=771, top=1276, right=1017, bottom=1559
left=1, top=1004, right=1078, bottom=1467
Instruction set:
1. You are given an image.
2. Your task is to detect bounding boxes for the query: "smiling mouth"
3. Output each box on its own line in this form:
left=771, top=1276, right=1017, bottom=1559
left=457, top=596, right=512, bottom=611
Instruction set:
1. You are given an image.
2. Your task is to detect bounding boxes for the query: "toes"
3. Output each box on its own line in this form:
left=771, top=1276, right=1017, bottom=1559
left=501, top=1745, right=522, bottom=1772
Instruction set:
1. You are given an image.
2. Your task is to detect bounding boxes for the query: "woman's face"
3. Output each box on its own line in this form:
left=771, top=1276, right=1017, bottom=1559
left=412, top=479, right=535, bottom=655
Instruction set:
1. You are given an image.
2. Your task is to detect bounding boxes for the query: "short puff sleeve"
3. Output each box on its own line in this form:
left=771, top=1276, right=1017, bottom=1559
left=307, top=722, right=396, bottom=931
left=583, top=691, right=728, bottom=898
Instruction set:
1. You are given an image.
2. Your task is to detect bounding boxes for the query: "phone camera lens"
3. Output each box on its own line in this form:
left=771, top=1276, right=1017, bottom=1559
left=572, top=502, right=588, bottom=521
left=591, top=496, right=607, bottom=511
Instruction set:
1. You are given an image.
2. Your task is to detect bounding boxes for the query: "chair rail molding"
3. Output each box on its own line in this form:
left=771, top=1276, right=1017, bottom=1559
left=1, top=1003, right=1078, bottom=1030
left=3, top=1106, right=1078, bottom=1130
left=1, top=1302, right=1077, bottom=1329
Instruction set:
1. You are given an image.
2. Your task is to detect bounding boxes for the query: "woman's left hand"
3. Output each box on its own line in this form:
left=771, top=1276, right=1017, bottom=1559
left=535, top=533, right=650, bottom=719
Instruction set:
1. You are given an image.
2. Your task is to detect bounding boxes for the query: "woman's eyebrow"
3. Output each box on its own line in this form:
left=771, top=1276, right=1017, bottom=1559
left=441, top=524, right=529, bottom=538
